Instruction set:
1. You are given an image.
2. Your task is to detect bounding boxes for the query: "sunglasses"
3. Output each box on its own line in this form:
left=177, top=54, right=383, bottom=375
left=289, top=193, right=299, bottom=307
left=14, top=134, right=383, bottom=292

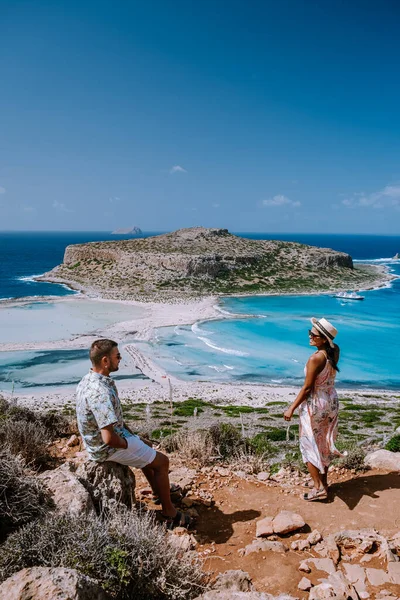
left=308, top=329, right=322, bottom=339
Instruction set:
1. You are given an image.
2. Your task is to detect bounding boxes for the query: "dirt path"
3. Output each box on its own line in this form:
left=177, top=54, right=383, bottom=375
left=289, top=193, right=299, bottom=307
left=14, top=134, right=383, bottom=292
left=188, top=469, right=400, bottom=597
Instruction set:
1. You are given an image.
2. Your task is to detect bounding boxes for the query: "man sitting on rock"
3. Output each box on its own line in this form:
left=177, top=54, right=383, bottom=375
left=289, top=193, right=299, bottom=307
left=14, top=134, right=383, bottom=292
left=76, top=338, right=191, bottom=529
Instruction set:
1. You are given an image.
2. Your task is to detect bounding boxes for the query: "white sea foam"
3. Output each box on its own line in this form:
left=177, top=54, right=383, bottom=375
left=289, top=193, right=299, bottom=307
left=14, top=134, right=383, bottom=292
left=208, top=364, right=235, bottom=372
left=191, top=321, right=214, bottom=335
left=16, top=273, right=46, bottom=282
left=354, top=258, right=395, bottom=264
left=198, top=336, right=249, bottom=356
left=271, top=379, right=283, bottom=383
left=174, top=326, right=185, bottom=335
left=213, top=304, right=237, bottom=316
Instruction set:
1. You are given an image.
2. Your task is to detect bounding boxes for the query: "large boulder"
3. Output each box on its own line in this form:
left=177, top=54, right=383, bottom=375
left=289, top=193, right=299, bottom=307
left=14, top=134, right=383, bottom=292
left=38, top=463, right=95, bottom=517
left=272, top=510, right=305, bottom=535
left=364, top=449, right=400, bottom=471
left=0, top=567, right=109, bottom=600
left=75, top=461, right=136, bottom=513
left=213, top=570, right=253, bottom=592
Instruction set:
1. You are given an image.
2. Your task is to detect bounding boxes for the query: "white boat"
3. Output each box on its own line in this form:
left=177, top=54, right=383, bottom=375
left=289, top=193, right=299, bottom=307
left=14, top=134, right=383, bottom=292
left=333, top=291, right=365, bottom=301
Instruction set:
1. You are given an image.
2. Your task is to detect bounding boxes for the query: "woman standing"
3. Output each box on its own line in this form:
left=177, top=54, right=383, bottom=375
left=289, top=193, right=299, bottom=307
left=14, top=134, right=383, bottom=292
left=284, top=317, right=342, bottom=501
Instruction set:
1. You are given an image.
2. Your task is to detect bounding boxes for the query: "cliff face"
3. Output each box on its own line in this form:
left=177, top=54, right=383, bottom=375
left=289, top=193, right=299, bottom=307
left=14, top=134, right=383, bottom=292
left=39, top=227, right=382, bottom=301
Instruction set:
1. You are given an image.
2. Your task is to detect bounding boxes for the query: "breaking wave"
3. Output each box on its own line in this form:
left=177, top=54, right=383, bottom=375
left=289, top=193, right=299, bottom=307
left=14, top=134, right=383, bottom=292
left=198, top=336, right=249, bottom=356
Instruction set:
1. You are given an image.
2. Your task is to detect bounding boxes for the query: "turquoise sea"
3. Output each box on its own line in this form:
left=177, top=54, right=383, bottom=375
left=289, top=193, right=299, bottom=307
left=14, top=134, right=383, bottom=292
left=140, top=267, right=400, bottom=390
left=0, top=232, right=399, bottom=391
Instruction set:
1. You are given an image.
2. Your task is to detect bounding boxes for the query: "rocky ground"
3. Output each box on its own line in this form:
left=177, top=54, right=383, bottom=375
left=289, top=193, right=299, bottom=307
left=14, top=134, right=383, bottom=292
left=37, top=432, right=400, bottom=599
left=1, top=393, right=400, bottom=599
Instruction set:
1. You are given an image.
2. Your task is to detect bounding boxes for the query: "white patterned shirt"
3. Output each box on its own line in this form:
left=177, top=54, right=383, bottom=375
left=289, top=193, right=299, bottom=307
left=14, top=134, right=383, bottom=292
left=76, top=370, right=129, bottom=462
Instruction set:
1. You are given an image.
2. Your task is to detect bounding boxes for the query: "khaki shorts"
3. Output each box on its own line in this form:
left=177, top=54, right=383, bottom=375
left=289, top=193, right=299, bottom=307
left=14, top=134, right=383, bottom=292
left=105, top=434, right=156, bottom=469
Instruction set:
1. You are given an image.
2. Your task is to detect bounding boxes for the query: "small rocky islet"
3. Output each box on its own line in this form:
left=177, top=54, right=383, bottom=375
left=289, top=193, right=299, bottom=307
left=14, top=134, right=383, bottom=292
left=36, top=227, right=391, bottom=300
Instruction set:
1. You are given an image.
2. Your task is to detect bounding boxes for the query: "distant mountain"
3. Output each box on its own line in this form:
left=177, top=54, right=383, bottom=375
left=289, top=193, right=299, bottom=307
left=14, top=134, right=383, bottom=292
left=111, top=227, right=142, bottom=236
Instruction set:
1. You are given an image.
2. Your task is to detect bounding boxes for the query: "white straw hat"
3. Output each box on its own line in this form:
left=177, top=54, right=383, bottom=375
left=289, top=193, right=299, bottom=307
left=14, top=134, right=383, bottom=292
left=310, top=317, right=338, bottom=348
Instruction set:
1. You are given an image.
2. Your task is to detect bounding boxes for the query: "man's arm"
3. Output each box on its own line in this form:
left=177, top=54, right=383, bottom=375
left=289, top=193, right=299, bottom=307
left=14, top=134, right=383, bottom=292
left=101, top=424, right=128, bottom=449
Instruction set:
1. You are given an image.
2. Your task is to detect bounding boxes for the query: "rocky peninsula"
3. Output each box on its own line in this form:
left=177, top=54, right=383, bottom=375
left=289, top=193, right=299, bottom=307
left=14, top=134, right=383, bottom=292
left=37, top=227, right=390, bottom=301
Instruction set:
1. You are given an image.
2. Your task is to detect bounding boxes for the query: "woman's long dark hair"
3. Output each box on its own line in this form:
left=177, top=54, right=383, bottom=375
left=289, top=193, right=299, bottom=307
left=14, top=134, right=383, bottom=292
left=324, top=341, right=340, bottom=372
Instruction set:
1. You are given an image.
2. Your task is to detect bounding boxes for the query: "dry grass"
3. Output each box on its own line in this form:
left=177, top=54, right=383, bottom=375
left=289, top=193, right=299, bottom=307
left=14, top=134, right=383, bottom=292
left=0, top=449, right=50, bottom=535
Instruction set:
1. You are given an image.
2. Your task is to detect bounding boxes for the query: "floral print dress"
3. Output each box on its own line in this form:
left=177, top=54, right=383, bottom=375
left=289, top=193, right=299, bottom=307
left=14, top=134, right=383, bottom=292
left=299, top=353, right=342, bottom=473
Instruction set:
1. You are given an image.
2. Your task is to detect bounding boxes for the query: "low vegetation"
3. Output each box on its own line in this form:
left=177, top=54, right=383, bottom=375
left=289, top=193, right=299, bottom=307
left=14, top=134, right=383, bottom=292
left=0, top=397, right=75, bottom=468
left=385, top=434, right=400, bottom=452
left=0, top=510, right=205, bottom=599
left=0, top=449, right=50, bottom=536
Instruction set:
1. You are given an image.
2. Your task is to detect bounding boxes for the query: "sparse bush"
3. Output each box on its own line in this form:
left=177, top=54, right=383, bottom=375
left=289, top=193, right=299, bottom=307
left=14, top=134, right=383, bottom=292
left=281, top=449, right=308, bottom=473
left=0, top=397, right=77, bottom=445
left=385, top=434, right=400, bottom=452
left=209, top=422, right=243, bottom=459
left=161, top=429, right=213, bottom=466
left=0, top=419, right=51, bottom=467
left=230, top=448, right=270, bottom=474
left=0, top=509, right=206, bottom=599
left=0, top=449, right=50, bottom=534
left=338, top=445, right=367, bottom=472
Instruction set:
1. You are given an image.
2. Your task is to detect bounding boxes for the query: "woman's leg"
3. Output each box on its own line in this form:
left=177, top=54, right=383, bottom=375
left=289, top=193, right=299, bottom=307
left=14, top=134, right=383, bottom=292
left=321, top=469, right=328, bottom=490
left=307, top=461, right=325, bottom=490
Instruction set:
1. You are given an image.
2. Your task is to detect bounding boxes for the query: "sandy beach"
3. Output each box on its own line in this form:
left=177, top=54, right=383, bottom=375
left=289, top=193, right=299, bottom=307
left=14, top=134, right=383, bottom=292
left=1, top=249, right=399, bottom=409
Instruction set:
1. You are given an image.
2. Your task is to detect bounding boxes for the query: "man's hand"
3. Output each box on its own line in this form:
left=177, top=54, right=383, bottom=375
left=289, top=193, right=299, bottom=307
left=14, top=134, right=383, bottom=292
left=283, top=408, right=294, bottom=421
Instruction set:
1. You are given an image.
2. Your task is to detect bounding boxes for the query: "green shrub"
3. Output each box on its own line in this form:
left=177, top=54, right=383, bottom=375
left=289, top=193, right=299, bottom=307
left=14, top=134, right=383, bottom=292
left=220, top=405, right=269, bottom=417
left=173, top=398, right=209, bottom=416
left=264, top=426, right=297, bottom=442
left=385, top=435, right=400, bottom=452
left=0, top=450, right=50, bottom=535
left=360, top=411, right=384, bottom=425
left=209, top=422, right=243, bottom=459
left=248, top=433, right=278, bottom=456
left=0, top=510, right=206, bottom=599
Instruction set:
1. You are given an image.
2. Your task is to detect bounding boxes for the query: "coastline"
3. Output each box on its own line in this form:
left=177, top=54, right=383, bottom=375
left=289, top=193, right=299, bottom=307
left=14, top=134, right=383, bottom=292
left=32, top=261, right=396, bottom=303
left=1, top=258, right=399, bottom=407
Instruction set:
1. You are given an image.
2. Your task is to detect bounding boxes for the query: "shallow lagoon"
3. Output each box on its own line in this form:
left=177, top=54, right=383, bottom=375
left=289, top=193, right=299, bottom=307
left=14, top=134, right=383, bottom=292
left=139, top=261, right=400, bottom=390
left=0, top=347, right=146, bottom=392
left=0, top=298, right=145, bottom=344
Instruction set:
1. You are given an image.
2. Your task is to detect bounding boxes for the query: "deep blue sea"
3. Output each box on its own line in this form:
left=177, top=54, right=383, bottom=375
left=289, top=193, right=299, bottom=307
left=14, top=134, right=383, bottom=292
left=1, top=232, right=400, bottom=391
left=0, top=231, right=163, bottom=299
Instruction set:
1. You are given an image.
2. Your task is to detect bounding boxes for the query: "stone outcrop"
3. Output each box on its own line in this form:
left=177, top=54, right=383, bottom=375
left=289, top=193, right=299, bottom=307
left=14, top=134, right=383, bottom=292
left=213, top=570, right=253, bottom=592
left=364, top=449, right=400, bottom=471
left=38, top=463, right=95, bottom=517
left=35, top=227, right=384, bottom=301
left=75, top=461, right=136, bottom=513
left=309, top=571, right=358, bottom=600
left=0, top=567, right=110, bottom=600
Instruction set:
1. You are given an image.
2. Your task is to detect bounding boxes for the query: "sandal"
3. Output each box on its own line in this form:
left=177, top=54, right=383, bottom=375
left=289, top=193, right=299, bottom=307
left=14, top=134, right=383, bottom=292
left=160, top=510, right=193, bottom=531
left=303, top=487, right=328, bottom=502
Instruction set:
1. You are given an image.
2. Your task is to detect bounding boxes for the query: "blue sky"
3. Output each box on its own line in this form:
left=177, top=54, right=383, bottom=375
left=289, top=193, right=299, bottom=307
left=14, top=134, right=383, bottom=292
left=1, top=0, right=400, bottom=233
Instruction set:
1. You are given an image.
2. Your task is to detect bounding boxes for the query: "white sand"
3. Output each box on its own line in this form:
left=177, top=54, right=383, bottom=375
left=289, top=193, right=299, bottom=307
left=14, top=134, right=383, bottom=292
left=1, top=292, right=397, bottom=410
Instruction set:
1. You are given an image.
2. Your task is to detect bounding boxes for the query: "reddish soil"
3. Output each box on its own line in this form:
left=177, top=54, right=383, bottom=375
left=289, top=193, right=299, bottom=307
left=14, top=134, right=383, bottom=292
left=137, top=466, right=400, bottom=598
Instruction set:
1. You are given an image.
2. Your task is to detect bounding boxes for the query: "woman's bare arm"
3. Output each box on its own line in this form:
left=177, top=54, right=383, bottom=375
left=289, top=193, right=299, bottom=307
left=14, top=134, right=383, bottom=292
left=283, top=352, right=326, bottom=421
